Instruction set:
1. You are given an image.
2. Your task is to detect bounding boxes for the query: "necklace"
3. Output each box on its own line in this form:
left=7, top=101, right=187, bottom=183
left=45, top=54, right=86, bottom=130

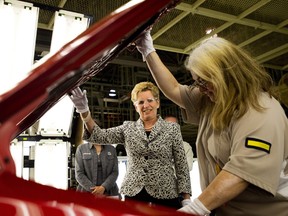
left=143, top=119, right=157, bottom=130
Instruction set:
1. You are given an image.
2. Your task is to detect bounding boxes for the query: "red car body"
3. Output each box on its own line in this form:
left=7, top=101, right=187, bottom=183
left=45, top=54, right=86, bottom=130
left=0, top=0, right=194, bottom=215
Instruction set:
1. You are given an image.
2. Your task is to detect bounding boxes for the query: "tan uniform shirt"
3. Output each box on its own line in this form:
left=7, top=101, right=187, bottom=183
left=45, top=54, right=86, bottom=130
left=179, top=85, right=288, bottom=216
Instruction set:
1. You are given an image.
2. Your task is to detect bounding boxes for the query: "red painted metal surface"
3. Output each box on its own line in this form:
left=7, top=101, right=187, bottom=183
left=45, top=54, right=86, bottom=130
left=0, top=171, right=189, bottom=215
left=0, top=0, right=196, bottom=215
left=0, top=0, right=180, bottom=173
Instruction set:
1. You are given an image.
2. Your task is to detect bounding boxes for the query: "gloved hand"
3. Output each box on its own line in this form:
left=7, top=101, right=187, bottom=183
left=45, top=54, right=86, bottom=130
left=135, top=30, right=155, bottom=61
left=178, top=198, right=211, bottom=216
left=69, top=87, right=89, bottom=113
left=181, top=199, right=191, bottom=207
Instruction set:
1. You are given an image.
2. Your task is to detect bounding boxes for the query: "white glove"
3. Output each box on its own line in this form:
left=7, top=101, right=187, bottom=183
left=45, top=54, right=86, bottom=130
left=135, top=30, right=156, bottom=61
left=69, top=87, right=89, bottom=113
left=178, top=198, right=211, bottom=216
left=181, top=199, right=191, bottom=207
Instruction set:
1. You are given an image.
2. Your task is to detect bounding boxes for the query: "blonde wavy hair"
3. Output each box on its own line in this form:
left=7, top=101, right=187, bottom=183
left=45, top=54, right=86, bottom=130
left=185, top=37, right=276, bottom=130
left=131, top=81, right=160, bottom=103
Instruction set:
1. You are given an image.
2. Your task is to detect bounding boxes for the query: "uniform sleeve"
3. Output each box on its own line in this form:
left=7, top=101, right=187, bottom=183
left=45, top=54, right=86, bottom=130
left=223, top=102, right=286, bottom=195
left=75, top=146, right=94, bottom=191
left=179, top=84, right=204, bottom=125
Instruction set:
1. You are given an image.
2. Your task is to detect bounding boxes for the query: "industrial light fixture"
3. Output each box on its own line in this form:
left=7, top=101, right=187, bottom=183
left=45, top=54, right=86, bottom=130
left=206, top=28, right=217, bottom=38
left=0, top=0, right=38, bottom=94
left=109, top=89, right=116, bottom=97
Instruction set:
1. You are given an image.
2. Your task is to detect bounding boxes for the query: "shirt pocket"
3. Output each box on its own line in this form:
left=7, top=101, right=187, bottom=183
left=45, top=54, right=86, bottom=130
left=82, top=153, right=92, bottom=160
left=106, top=152, right=115, bottom=160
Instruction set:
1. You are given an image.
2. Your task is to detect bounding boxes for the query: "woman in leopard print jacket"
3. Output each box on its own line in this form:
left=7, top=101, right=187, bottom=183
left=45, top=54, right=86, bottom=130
left=69, top=82, right=191, bottom=210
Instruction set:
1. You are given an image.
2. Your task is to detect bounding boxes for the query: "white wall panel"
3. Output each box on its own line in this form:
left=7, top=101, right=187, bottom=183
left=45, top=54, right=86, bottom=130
left=10, top=141, right=23, bottom=178
left=34, top=140, right=70, bottom=189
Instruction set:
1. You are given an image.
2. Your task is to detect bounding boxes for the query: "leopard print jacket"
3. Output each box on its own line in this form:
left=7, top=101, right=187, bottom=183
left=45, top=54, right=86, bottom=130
left=85, top=116, right=191, bottom=199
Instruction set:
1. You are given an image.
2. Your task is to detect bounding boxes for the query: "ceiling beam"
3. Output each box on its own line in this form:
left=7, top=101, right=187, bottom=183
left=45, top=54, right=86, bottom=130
left=239, top=19, right=288, bottom=48
left=183, top=0, right=272, bottom=53
left=158, top=1, right=282, bottom=54
left=176, top=2, right=288, bottom=35
left=262, top=64, right=284, bottom=71
left=282, top=64, right=288, bottom=71
left=155, top=1, right=287, bottom=71
left=110, top=57, right=180, bottom=72
left=153, top=0, right=206, bottom=40
left=256, top=43, right=288, bottom=63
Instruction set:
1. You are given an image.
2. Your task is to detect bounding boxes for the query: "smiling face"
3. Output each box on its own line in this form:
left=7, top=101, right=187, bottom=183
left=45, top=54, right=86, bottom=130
left=134, top=90, right=159, bottom=121
left=192, top=73, right=215, bottom=102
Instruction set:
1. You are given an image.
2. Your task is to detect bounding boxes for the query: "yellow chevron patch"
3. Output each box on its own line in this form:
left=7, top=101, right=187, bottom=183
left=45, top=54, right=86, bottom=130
left=245, top=138, right=271, bottom=153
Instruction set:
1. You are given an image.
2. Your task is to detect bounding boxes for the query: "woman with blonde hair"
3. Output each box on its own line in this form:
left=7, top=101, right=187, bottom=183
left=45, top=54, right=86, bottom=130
left=135, top=31, right=288, bottom=215
left=69, top=81, right=191, bottom=210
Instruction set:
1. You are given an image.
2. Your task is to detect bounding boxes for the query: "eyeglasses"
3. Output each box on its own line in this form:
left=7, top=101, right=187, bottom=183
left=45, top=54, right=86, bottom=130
left=134, top=98, right=158, bottom=106
left=193, top=78, right=208, bottom=89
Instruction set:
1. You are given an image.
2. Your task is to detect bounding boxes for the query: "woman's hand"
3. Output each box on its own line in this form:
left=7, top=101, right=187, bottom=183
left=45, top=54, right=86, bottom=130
left=135, top=30, right=155, bottom=61
left=91, top=186, right=105, bottom=196
left=69, top=87, right=89, bottom=113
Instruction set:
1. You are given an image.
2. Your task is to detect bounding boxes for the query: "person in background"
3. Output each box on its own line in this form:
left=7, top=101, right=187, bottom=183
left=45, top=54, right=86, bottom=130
left=164, top=115, right=194, bottom=171
left=69, top=81, right=191, bottom=210
left=135, top=30, right=288, bottom=216
left=75, top=141, right=121, bottom=199
left=116, top=144, right=127, bottom=156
